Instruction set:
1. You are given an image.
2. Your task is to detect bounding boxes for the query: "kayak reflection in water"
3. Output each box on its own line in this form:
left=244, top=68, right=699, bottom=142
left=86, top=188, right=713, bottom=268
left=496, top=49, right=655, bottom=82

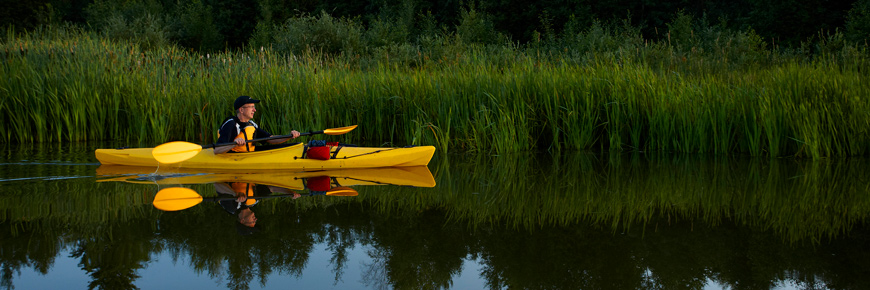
left=215, top=95, right=301, bottom=154
left=305, top=176, right=332, bottom=195
left=214, top=182, right=302, bottom=234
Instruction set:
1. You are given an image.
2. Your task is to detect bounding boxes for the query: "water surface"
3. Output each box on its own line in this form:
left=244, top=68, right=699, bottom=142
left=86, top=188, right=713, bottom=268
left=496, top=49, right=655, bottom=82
left=1, top=143, right=869, bottom=289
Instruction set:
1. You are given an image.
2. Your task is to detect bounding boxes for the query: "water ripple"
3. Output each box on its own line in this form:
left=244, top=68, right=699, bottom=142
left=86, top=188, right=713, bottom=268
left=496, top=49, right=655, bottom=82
left=1, top=161, right=101, bottom=166
left=0, top=175, right=95, bottom=182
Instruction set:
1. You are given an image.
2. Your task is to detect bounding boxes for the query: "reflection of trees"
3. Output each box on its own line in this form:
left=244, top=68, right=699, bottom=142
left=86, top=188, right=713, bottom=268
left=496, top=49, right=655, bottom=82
left=3, top=196, right=870, bottom=290
left=361, top=211, right=471, bottom=290
left=0, top=225, right=62, bottom=290
left=320, top=220, right=362, bottom=283
left=154, top=205, right=318, bottom=290
left=0, top=174, right=155, bottom=290
left=360, top=248, right=389, bottom=290
left=472, top=219, right=870, bottom=290
left=69, top=220, right=157, bottom=290
left=149, top=203, right=473, bottom=290
left=476, top=226, right=645, bottom=289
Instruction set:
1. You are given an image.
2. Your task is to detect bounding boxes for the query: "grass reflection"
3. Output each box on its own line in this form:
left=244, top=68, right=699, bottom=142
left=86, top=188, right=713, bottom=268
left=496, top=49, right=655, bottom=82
left=2, top=153, right=868, bottom=243
left=374, top=153, right=870, bottom=243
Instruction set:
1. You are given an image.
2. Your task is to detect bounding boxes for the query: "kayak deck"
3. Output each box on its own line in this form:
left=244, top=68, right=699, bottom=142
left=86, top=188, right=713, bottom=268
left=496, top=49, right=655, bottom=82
left=96, top=143, right=435, bottom=170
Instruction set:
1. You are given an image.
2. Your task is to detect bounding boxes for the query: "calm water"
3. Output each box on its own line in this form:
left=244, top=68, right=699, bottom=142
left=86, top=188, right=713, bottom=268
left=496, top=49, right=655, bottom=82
left=1, top=143, right=869, bottom=290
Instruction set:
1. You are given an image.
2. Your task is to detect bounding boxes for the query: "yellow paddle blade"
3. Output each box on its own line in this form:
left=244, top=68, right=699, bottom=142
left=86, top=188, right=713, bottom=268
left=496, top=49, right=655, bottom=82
left=325, top=186, right=358, bottom=196
left=323, top=125, right=358, bottom=135
left=153, top=187, right=203, bottom=211
left=152, top=141, right=204, bottom=164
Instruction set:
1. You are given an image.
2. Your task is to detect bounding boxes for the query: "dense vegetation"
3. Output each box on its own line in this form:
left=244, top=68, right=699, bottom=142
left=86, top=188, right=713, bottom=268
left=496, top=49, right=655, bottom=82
left=2, top=1, right=870, bottom=158
left=3, top=0, right=870, bottom=51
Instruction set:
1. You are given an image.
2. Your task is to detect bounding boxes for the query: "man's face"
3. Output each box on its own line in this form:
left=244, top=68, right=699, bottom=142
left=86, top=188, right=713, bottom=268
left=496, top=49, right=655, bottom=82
left=239, top=209, right=257, bottom=227
left=239, top=104, right=256, bottom=119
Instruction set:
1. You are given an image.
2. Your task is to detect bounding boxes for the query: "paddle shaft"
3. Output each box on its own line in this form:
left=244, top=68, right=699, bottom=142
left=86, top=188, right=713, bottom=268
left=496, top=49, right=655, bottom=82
left=201, top=193, right=299, bottom=202
left=207, top=130, right=325, bottom=149
left=153, top=191, right=298, bottom=211
left=152, top=125, right=356, bottom=164
left=204, top=188, right=355, bottom=201
left=154, top=188, right=357, bottom=211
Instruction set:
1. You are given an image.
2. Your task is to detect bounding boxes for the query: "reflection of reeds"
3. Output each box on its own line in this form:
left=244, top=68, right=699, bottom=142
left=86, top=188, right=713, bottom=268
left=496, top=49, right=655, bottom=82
left=1, top=141, right=868, bottom=243
left=4, top=28, right=870, bottom=157
left=360, top=153, right=870, bottom=243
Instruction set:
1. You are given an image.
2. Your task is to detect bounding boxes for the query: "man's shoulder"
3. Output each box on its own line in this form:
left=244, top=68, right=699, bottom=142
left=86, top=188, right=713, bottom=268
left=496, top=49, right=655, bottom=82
left=220, top=117, right=238, bottom=128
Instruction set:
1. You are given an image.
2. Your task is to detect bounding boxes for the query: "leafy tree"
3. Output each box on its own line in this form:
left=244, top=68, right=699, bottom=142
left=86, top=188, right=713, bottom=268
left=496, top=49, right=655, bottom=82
left=365, top=0, right=417, bottom=47
left=846, top=0, right=870, bottom=44
left=0, top=0, right=54, bottom=31
left=170, top=0, right=223, bottom=52
left=206, top=0, right=261, bottom=49
left=3, top=0, right=868, bottom=52
left=746, top=0, right=855, bottom=47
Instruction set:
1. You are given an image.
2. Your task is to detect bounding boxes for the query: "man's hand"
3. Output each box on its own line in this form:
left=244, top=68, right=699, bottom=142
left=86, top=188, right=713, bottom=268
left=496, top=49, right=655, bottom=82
left=268, top=130, right=301, bottom=144
left=234, top=137, right=246, bottom=146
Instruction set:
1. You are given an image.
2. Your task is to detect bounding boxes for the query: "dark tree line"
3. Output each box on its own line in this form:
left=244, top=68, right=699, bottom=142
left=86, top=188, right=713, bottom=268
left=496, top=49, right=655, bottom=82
left=2, top=0, right=869, bottom=52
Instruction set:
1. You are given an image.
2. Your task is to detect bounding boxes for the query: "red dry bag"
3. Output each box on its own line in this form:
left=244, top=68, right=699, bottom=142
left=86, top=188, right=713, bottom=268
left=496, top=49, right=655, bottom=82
left=307, top=146, right=331, bottom=160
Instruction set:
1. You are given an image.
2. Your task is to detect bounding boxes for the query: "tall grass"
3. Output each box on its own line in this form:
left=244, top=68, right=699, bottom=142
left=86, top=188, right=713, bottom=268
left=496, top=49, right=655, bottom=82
left=2, top=26, right=869, bottom=158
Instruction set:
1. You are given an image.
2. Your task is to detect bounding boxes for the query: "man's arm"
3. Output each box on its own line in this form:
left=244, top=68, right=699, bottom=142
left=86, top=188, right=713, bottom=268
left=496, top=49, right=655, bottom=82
left=266, top=130, right=301, bottom=144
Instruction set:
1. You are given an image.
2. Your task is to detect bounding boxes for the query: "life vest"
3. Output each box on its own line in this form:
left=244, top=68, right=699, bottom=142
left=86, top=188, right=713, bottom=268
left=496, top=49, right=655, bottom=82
left=231, top=126, right=257, bottom=152
left=218, top=118, right=259, bottom=152
left=231, top=182, right=257, bottom=206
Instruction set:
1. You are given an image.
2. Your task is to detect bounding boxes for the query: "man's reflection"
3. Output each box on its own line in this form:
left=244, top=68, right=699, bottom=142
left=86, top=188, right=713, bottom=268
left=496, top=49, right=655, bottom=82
left=214, top=182, right=302, bottom=234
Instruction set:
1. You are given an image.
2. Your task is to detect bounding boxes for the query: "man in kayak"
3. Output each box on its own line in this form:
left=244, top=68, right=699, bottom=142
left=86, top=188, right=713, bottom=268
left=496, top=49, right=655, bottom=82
left=215, top=95, right=301, bottom=154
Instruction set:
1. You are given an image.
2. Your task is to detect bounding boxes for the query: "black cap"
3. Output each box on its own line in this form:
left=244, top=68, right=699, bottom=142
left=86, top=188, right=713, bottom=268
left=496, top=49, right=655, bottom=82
left=236, top=222, right=259, bottom=236
left=234, top=96, right=260, bottom=110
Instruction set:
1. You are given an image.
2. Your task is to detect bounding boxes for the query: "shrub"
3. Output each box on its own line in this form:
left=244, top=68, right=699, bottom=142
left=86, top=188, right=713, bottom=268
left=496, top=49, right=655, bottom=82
left=101, top=13, right=170, bottom=51
left=666, top=10, right=697, bottom=53
left=455, top=5, right=505, bottom=45
left=248, top=21, right=273, bottom=51
left=271, top=11, right=365, bottom=56
left=84, top=0, right=163, bottom=29
left=366, top=17, right=411, bottom=48
left=85, top=0, right=171, bottom=50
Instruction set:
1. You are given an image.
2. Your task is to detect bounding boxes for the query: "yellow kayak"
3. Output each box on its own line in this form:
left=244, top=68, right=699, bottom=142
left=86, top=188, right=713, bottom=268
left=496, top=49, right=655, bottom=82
left=96, top=165, right=436, bottom=189
left=95, top=143, right=435, bottom=170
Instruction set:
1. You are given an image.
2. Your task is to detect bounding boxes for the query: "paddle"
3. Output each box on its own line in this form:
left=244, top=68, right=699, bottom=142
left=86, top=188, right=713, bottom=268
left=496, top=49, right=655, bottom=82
left=324, top=187, right=358, bottom=196
left=153, top=186, right=359, bottom=211
left=152, top=125, right=357, bottom=164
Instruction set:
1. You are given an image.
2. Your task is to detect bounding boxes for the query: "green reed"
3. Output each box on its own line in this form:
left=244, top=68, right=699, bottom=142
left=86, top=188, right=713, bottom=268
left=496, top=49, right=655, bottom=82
left=2, top=27, right=869, bottom=158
